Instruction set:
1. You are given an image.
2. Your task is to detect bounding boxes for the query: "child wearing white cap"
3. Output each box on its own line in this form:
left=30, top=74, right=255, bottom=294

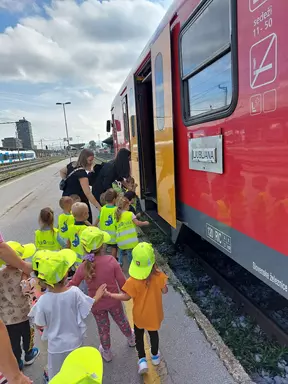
left=105, top=242, right=168, bottom=375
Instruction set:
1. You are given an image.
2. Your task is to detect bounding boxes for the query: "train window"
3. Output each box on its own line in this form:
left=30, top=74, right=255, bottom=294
left=122, top=96, right=130, bottom=142
left=181, top=0, right=234, bottom=121
left=129, top=88, right=136, bottom=138
left=155, top=53, right=165, bottom=131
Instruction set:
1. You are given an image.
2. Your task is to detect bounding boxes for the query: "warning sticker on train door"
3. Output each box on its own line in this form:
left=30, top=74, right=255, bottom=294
left=206, top=224, right=232, bottom=253
left=250, top=33, right=277, bottom=89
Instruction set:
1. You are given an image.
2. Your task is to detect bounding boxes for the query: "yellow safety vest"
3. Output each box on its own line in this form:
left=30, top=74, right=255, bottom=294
left=99, top=205, right=117, bottom=244
left=116, top=211, right=138, bottom=250
left=68, top=223, right=87, bottom=259
left=35, top=229, right=62, bottom=251
left=58, top=213, right=75, bottom=239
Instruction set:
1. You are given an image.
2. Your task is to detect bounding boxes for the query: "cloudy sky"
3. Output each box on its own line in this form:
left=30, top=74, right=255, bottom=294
left=0, top=0, right=172, bottom=148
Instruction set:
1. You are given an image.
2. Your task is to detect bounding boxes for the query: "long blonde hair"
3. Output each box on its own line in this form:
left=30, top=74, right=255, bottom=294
left=83, top=248, right=102, bottom=281
left=115, top=196, right=130, bottom=222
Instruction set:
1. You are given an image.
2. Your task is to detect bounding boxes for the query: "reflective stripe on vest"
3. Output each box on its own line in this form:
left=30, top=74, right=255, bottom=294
left=35, top=229, right=61, bottom=251
left=116, top=211, right=138, bottom=250
left=99, top=205, right=117, bottom=244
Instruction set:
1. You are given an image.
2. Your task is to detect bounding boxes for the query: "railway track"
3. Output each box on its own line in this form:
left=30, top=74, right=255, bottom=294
left=0, top=157, right=65, bottom=183
left=142, top=210, right=288, bottom=382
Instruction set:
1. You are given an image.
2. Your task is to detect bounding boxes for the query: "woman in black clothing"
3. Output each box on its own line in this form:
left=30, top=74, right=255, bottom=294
left=91, top=148, right=131, bottom=204
left=60, top=149, right=101, bottom=223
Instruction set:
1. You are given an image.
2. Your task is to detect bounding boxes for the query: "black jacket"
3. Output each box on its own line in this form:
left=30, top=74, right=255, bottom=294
left=91, top=161, right=118, bottom=202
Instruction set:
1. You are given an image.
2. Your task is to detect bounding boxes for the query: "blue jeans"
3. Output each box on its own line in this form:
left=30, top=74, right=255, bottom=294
left=118, top=249, right=132, bottom=267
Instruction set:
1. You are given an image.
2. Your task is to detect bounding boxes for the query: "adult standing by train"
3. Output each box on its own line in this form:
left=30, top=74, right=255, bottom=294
left=60, top=149, right=102, bottom=224
left=0, top=232, right=33, bottom=384
left=90, top=148, right=131, bottom=204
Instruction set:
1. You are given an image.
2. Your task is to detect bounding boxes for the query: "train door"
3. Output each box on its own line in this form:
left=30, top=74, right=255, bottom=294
left=135, top=68, right=157, bottom=201
left=128, top=85, right=141, bottom=192
left=151, top=24, right=176, bottom=228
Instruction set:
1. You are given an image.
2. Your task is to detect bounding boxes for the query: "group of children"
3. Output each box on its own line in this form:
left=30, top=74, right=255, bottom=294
left=0, top=177, right=168, bottom=383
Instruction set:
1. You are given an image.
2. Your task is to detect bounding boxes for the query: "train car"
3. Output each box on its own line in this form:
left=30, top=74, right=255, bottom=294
left=108, top=0, right=288, bottom=299
left=0, top=149, right=36, bottom=164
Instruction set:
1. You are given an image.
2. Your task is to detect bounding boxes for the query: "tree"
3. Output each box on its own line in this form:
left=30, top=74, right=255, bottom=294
left=89, top=140, right=97, bottom=150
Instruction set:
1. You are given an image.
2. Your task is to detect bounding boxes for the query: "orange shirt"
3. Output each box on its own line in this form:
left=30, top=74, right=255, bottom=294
left=122, top=271, right=167, bottom=331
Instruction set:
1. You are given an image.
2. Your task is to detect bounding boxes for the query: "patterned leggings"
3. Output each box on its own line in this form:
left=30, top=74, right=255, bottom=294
left=93, top=303, right=132, bottom=350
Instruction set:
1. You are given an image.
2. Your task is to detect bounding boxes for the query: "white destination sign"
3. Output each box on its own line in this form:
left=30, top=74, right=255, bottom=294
left=188, top=135, right=223, bottom=174
left=192, top=148, right=216, bottom=163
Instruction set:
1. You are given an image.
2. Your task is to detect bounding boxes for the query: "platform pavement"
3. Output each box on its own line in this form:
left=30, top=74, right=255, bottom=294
left=0, top=159, right=237, bottom=384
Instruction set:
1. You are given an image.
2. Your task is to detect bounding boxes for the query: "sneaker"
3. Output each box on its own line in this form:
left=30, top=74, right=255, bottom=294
left=24, top=347, right=40, bottom=365
left=18, top=360, right=24, bottom=371
left=150, top=351, right=161, bottom=366
left=138, top=358, right=148, bottom=375
left=127, top=330, right=136, bottom=347
left=99, top=345, right=113, bottom=362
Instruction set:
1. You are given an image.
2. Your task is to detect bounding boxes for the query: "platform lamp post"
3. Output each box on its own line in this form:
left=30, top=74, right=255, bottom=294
left=56, top=102, right=72, bottom=161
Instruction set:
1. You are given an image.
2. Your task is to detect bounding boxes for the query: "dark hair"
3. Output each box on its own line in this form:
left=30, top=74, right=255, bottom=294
left=39, top=207, right=54, bottom=231
left=76, top=149, right=94, bottom=169
left=124, top=191, right=136, bottom=201
left=114, top=148, right=131, bottom=180
left=105, top=188, right=118, bottom=203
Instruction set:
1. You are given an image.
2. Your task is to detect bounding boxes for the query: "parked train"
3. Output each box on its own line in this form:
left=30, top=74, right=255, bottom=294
left=0, top=149, right=36, bottom=164
left=107, top=0, right=288, bottom=298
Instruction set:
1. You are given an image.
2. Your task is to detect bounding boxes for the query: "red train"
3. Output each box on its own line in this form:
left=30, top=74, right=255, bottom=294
left=107, top=0, right=288, bottom=298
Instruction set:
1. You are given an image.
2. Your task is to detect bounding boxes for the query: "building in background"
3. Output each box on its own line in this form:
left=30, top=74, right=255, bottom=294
left=2, top=137, right=23, bottom=149
left=16, top=118, right=34, bottom=149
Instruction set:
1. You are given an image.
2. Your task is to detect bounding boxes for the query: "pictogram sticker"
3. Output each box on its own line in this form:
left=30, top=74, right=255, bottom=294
left=263, top=89, right=277, bottom=113
left=250, top=33, right=277, bottom=89
left=249, top=0, right=268, bottom=12
left=250, top=94, right=262, bottom=116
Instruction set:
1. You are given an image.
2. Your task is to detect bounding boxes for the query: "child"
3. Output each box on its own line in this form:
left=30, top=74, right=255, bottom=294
left=0, top=242, right=39, bottom=370
left=28, top=248, right=106, bottom=381
left=35, top=207, right=66, bottom=251
left=106, top=242, right=168, bottom=375
left=94, top=189, right=118, bottom=259
left=48, top=346, right=103, bottom=384
left=69, top=226, right=135, bottom=362
left=68, top=203, right=89, bottom=262
left=124, top=176, right=138, bottom=192
left=70, top=195, right=91, bottom=226
left=70, top=194, right=81, bottom=204
left=115, top=196, right=149, bottom=267
left=58, top=197, right=74, bottom=239
left=124, top=191, right=140, bottom=217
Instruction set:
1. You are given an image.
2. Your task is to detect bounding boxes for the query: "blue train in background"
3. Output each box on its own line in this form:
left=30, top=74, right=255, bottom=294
left=0, top=149, right=36, bottom=164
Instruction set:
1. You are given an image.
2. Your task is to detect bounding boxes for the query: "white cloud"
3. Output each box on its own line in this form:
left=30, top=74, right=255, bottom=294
left=0, top=0, right=173, bottom=144
left=0, top=0, right=39, bottom=13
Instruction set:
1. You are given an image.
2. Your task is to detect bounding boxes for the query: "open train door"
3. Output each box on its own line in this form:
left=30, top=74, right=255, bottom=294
left=151, top=24, right=176, bottom=228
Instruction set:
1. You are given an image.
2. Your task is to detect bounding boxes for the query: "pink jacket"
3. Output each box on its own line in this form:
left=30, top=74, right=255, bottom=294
left=69, top=255, right=126, bottom=312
